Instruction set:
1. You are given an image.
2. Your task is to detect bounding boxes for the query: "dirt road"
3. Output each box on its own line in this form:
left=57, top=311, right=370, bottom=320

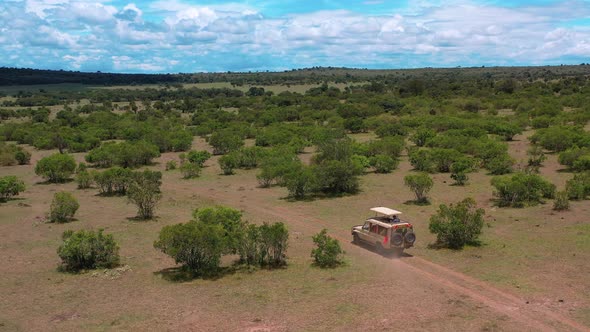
left=191, top=185, right=589, bottom=332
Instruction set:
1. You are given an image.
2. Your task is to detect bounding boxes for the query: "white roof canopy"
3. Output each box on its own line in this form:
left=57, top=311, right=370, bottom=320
left=370, top=207, right=402, bottom=216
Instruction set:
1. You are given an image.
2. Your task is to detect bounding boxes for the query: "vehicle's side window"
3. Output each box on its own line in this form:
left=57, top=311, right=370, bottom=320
left=370, top=224, right=379, bottom=234
left=378, top=226, right=387, bottom=236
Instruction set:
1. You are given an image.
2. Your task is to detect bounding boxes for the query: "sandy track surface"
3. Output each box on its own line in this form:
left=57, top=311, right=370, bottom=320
left=191, top=185, right=589, bottom=332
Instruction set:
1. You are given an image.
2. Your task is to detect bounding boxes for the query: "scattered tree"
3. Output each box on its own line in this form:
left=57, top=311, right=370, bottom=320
left=0, top=176, right=25, bottom=201
left=491, top=173, right=556, bottom=207
left=49, top=192, right=79, bottom=223
left=35, top=153, right=77, bottom=182
left=58, top=229, right=120, bottom=271
left=311, top=229, right=344, bottom=268
left=404, top=172, right=434, bottom=204
left=127, top=170, right=162, bottom=219
left=429, top=198, right=485, bottom=249
left=553, top=191, right=570, bottom=211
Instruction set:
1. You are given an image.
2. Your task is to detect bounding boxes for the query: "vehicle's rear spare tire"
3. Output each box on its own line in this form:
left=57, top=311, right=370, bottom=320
left=391, top=233, right=404, bottom=246
left=405, top=232, right=416, bottom=245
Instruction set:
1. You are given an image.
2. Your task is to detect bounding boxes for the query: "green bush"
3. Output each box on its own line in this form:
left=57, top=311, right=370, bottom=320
left=238, top=223, right=263, bottom=266
left=565, top=172, right=590, bottom=200
left=409, top=149, right=434, bottom=173
left=165, top=160, right=177, bottom=171
left=180, top=162, right=201, bottom=179
left=410, top=127, right=436, bottom=147
left=0, top=143, right=30, bottom=166
left=94, top=167, right=133, bottom=195
left=429, top=198, right=485, bottom=249
left=186, top=150, right=211, bottom=167
left=49, top=192, right=80, bottom=223
left=258, top=222, right=289, bottom=267
left=154, top=221, right=226, bottom=274
left=208, top=130, right=244, bottom=155
left=285, top=167, right=316, bottom=199
left=218, top=153, right=239, bottom=175
left=450, top=158, right=474, bottom=186
left=311, top=229, right=344, bottom=268
left=58, top=229, right=120, bottom=271
left=491, top=173, right=556, bottom=207
left=404, top=172, right=433, bottom=204
left=127, top=170, right=162, bottom=219
left=553, top=191, right=570, bottom=211
left=76, top=170, right=93, bottom=189
left=192, top=206, right=245, bottom=254
left=14, top=148, right=31, bottom=165
left=485, top=154, right=514, bottom=175
left=313, top=159, right=361, bottom=195
left=527, top=146, right=546, bottom=172
left=85, top=141, right=160, bottom=168
left=369, top=154, right=398, bottom=173
left=35, top=153, right=77, bottom=183
left=530, top=126, right=589, bottom=152
left=558, top=146, right=590, bottom=171
left=0, top=176, right=25, bottom=201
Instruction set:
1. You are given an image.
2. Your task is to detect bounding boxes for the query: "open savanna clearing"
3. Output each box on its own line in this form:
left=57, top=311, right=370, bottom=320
left=1, top=132, right=589, bottom=332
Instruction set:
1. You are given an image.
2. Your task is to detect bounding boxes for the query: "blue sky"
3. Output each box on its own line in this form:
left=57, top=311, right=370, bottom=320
left=1, top=0, right=589, bottom=73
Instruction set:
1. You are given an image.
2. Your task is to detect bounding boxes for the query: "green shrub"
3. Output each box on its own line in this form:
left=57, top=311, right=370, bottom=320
left=219, top=153, right=239, bottom=175
left=450, top=158, right=474, bottom=186
left=186, top=150, right=211, bottom=167
left=49, top=192, right=80, bottom=223
left=238, top=223, right=262, bottom=266
left=165, top=160, right=177, bottom=171
left=76, top=170, right=93, bottom=189
left=208, top=130, right=244, bottom=155
left=311, top=229, right=344, bottom=268
left=258, top=222, right=289, bottom=267
left=430, top=148, right=463, bottom=173
left=369, top=154, right=398, bottom=173
left=491, top=173, right=556, bottom=207
left=14, top=149, right=31, bottom=165
left=485, top=154, right=514, bottom=175
left=558, top=146, right=590, bottom=171
left=429, top=198, right=485, bottom=249
left=0, top=143, right=30, bottom=166
left=565, top=172, right=590, bottom=200
left=94, top=167, right=133, bottom=195
left=180, top=162, right=201, bottom=179
left=285, top=167, right=316, bottom=199
left=58, top=229, right=120, bottom=271
left=154, top=221, right=226, bottom=275
left=0, top=176, right=25, bottom=201
left=553, top=191, right=570, bottom=211
left=127, top=170, right=162, bottom=219
left=35, top=153, right=77, bottom=183
left=404, top=172, right=433, bottom=204
left=85, top=141, right=160, bottom=168
left=313, top=159, right=361, bottom=195
left=192, top=206, right=245, bottom=254
left=527, top=146, right=546, bottom=172
left=410, top=127, right=436, bottom=147
left=409, top=149, right=434, bottom=172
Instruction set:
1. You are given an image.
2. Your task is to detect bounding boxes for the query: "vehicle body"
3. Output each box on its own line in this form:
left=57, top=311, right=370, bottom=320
left=351, top=207, right=416, bottom=255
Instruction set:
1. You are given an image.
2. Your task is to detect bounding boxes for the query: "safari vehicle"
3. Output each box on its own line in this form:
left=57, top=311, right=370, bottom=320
left=351, top=207, right=416, bottom=255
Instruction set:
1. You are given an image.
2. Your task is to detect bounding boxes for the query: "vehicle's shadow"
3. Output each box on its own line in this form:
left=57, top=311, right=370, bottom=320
left=351, top=241, right=413, bottom=259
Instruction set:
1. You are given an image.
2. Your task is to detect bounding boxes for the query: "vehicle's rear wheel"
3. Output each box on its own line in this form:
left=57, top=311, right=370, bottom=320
left=353, top=233, right=360, bottom=244
left=391, top=233, right=404, bottom=246
left=404, top=232, right=416, bottom=245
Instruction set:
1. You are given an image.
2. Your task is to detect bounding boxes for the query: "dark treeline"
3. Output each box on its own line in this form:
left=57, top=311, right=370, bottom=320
left=2, top=64, right=590, bottom=87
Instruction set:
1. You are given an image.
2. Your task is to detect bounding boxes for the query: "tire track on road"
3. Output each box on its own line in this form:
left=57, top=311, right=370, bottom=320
left=194, top=187, right=589, bottom=332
